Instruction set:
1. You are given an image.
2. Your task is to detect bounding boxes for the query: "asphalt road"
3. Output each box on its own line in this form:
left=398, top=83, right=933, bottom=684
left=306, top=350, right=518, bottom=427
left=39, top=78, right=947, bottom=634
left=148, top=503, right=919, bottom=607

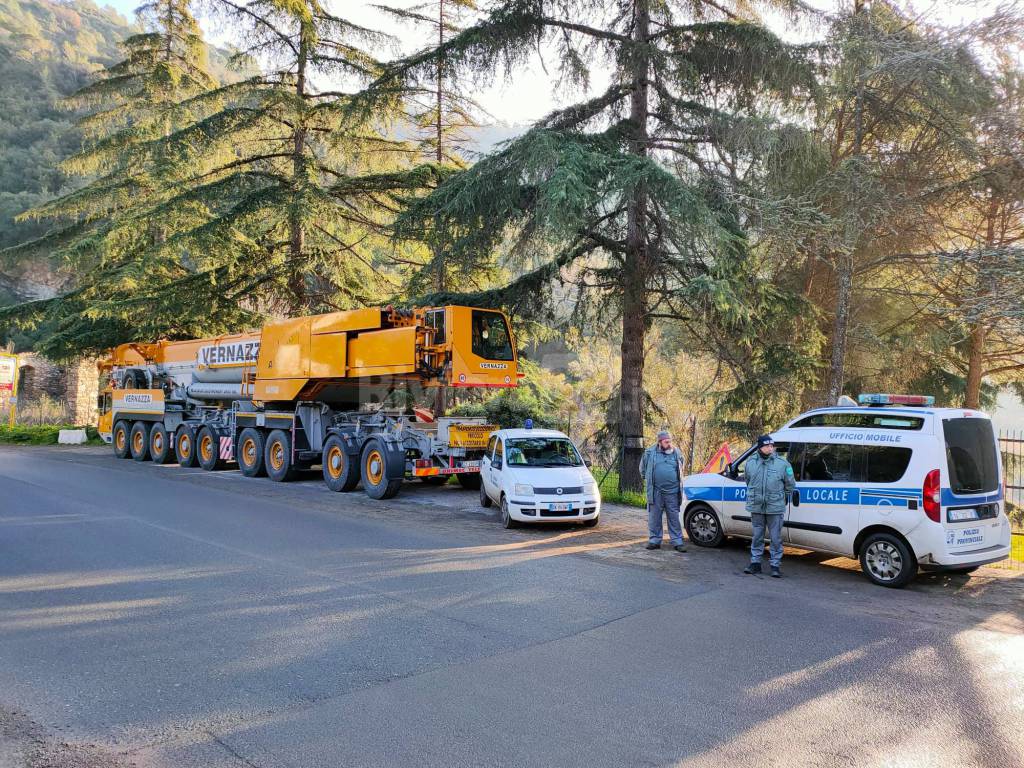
left=0, top=445, right=1022, bottom=768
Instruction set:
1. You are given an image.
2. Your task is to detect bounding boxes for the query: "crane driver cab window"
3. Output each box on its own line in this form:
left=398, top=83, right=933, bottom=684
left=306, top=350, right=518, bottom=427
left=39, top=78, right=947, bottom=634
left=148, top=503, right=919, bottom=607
left=471, top=310, right=514, bottom=361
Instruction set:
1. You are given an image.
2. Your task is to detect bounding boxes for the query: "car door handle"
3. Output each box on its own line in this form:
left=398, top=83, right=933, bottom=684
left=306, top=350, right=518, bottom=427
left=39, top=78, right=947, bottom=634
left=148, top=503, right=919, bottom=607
left=791, top=489, right=800, bottom=507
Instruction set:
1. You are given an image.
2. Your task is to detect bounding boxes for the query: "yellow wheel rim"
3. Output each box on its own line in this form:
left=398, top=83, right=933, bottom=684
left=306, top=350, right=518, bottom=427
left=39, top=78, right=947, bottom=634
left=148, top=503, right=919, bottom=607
left=326, top=445, right=344, bottom=479
left=152, top=432, right=163, bottom=453
left=115, top=429, right=126, bottom=451
left=178, top=434, right=191, bottom=459
left=132, top=430, right=144, bottom=453
left=365, top=450, right=384, bottom=485
left=269, top=441, right=285, bottom=471
left=242, top=438, right=257, bottom=466
left=200, top=435, right=213, bottom=462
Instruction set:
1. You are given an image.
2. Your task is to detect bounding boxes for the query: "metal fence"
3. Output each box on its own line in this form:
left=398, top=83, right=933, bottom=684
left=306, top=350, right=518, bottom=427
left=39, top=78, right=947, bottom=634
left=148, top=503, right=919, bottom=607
left=998, top=430, right=1024, bottom=569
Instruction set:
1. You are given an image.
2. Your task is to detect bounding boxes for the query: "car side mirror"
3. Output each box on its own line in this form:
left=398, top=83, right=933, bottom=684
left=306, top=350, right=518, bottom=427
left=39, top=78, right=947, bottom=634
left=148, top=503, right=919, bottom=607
left=584, top=457, right=593, bottom=467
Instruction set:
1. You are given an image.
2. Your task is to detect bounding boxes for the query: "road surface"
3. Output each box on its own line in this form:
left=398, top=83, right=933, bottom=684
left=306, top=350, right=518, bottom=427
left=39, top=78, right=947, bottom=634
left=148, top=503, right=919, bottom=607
left=0, top=445, right=1022, bottom=768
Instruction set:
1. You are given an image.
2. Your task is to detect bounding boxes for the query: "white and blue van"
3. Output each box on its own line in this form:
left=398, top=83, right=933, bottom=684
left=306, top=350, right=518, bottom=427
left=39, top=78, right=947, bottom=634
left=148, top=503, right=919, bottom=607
left=682, top=394, right=1012, bottom=587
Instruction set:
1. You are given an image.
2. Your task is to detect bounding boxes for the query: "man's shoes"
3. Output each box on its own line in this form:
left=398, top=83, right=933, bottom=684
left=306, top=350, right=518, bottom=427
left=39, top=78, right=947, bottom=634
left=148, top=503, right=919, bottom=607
left=645, top=542, right=661, bottom=550
left=770, top=566, right=782, bottom=578
left=743, top=562, right=762, bottom=575
left=674, top=544, right=687, bottom=553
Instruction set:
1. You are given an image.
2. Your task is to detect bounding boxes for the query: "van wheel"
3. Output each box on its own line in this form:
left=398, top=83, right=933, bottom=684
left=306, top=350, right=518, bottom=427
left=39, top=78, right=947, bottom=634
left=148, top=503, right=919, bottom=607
left=238, top=428, right=266, bottom=478
left=176, top=427, right=198, bottom=468
left=685, top=504, right=725, bottom=547
left=113, top=421, right=131, bottom=459
left=264, top=429, right=295, bottom=482
left=456, top=473, right=481, bottom=490
left=500, top=495, right=519, bottom=529
left=479, top=482, right=492, bottom=508
left=197, top=426, right=224, bottom=471
left=860, top=532, right=917, bottom=588
left=360, top=438, right=402, bottom=499
left=322, top=435, right=359, bottom=492
left=149, top=423, right=174, bottom=464
left=130, top=422, right=152, bottom=462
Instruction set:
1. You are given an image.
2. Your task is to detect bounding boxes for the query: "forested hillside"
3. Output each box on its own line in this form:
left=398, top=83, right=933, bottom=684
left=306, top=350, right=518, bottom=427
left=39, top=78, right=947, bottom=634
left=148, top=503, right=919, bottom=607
left=0, top=0, right=237, bottom=302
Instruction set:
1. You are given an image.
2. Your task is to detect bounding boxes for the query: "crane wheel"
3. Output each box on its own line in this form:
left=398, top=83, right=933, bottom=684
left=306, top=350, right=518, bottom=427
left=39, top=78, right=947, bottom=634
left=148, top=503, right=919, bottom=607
left=149, top=423, right=175, bottom=464
left=176, top=427, right=198, bottom=468
left=130, top=422, right=152, bottom=462
left=197, top=426, right=224, bottom=471
left=264, top=429, right=296, bottom=482
left=238, top=428, right=267, bottom=478
left=360, top=438, right=402, bottom=500
left=322, top=435, right=359, bottom=492
left=113, top=421, right=131, bottom=459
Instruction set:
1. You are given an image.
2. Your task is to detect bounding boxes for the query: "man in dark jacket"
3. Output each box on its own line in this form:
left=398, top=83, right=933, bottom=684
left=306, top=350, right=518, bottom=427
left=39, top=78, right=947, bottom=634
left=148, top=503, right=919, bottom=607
left=742, top=434, right=795, bottom=578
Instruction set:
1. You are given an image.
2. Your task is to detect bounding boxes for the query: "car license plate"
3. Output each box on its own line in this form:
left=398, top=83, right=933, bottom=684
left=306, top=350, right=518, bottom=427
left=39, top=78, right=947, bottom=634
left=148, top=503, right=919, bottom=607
left=949, top=508, right=977, bottom=522
left=548, top=502, right=572, bottom=512
left=948, top=527, right=984, bottom=548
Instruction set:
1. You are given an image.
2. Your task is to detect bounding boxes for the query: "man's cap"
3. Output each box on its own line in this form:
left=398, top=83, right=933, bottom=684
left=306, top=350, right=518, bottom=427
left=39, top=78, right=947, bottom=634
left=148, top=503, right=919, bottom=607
left=756, top=434, right=774, bottom=448
left=657, top=430, right=671, bottom=441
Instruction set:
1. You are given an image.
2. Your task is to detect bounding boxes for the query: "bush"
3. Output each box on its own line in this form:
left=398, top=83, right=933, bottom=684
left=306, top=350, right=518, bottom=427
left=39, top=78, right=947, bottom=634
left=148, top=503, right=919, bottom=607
left=450, top=359, right=574, bottom=430
left=0, top=424, right=103, bottom=445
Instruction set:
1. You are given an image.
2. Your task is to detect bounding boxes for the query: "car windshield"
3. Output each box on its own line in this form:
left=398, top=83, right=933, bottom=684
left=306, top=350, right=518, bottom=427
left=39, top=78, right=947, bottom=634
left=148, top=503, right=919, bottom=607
left=505, top=437, right=583, bottom=467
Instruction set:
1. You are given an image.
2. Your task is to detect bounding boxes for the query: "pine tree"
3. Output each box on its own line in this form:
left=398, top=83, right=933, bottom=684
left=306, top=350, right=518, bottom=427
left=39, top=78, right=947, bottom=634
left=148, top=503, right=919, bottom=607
left=359, top=0, right=816, bottom=490
left=1, top=0, right=223, bottom=357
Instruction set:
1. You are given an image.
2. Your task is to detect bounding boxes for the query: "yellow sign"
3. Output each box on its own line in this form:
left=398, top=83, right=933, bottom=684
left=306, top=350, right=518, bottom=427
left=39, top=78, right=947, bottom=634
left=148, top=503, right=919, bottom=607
left=448, top=423, right=495, bottom=449
left=701, top=443, right=733, bottom=474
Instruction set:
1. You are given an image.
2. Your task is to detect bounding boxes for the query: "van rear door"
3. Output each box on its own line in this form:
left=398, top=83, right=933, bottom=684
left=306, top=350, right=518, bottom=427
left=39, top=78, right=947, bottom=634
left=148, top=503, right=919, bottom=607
left=941, top=416, right=1002, bottom=551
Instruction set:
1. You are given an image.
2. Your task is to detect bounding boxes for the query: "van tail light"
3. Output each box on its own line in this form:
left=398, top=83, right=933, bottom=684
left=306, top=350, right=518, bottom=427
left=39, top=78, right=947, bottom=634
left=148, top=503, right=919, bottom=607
left=923, top=469, right=941, bottom=523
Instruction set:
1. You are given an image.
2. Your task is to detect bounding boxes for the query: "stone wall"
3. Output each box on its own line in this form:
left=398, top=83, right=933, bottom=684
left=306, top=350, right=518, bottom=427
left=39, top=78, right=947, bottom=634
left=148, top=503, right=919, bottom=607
left=9, top=353, right=99, bottom=426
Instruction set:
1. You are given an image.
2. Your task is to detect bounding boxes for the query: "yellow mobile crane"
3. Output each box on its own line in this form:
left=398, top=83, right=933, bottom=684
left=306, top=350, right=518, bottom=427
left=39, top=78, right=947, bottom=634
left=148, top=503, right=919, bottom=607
left=97, top=305, right=518, bottom=499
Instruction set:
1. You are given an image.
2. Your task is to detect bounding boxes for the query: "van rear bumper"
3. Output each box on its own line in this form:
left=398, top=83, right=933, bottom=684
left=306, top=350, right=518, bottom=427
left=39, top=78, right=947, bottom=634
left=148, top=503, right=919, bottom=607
left=919, top=543, right=1010, bottom=570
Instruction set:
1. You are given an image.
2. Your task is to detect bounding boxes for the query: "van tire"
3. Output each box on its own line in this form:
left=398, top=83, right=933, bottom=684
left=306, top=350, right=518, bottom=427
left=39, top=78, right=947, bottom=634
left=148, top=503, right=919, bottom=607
left=860, top=532, right=916, bottom=588
left=264, top=429, right=296, bottom=482
left=238, top=428, right=266, bottom=478
left=685, top=504, right=726, bottom=547
left=129, top=422, right=152, bottom=462
left=149, top=423, right=174, bottom=464
left=500, top=495, right=519, bottom=529
left=113, top=421, right=131, bottom=459
left=479, top=482, right=492, bottom=508
left=176, top=427, right=198, bottom=468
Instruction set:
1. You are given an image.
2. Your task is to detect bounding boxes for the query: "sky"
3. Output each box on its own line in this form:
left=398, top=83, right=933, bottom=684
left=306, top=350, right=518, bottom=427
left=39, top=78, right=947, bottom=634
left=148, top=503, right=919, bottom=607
left=92, top=0, right=1011, bottom=126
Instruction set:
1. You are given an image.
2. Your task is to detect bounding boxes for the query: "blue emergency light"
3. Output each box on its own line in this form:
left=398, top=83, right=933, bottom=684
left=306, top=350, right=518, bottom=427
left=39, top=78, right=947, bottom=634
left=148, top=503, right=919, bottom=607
left=525, top=418, right=533, bottom=429
left=858, top=393, right=935, bottom=407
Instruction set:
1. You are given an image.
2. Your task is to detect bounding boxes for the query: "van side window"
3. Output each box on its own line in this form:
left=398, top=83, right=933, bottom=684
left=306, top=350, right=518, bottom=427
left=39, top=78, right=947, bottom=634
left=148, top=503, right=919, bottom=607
left=791, top=413, right=923, bottom=430
left=493, top=438, right=504, bottom=468
left=486, top=435, right=497, bottom=458
left=802, top=443, right=864, bottom=482
left=864, top=446, right=913, bottom=483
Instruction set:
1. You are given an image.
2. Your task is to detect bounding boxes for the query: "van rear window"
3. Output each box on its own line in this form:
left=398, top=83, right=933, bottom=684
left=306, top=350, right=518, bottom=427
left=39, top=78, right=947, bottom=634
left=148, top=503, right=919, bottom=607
left=792, top=412, right=923, bottom=430
left=943, top=418, right=999, bottom=495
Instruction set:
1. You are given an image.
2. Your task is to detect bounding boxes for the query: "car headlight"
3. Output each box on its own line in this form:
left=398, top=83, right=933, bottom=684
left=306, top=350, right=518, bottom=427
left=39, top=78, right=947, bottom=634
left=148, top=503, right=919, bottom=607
left=514, top=483, right=534, bottom=496
left=583, top=481, right=597, bottom=496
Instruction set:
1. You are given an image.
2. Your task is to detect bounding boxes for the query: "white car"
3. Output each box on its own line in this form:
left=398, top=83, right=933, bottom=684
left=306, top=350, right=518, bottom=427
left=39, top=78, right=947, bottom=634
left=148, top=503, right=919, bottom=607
left=480, top=428, right=601, bottom=528
left=682, top=394, right=1012, bottom=587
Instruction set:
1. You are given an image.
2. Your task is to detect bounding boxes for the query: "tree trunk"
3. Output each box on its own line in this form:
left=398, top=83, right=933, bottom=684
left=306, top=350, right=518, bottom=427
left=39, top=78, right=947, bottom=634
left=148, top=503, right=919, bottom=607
left=825, top=252, right=853, bottom=405
left=965, top=322, right=986, bottom=409
left=289, top=25, right=309, bottom=312
left=617, top=0, right=650, bottom=493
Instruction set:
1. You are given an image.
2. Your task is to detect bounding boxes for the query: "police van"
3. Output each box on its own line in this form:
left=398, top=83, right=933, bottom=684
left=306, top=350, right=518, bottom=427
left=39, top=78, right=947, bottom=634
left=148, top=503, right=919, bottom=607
left=682, top=394, right=1012, bottom=587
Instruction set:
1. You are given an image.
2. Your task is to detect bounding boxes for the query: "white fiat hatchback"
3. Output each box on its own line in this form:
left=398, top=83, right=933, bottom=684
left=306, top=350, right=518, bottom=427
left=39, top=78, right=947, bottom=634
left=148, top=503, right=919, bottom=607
left=479, top=427, right=601, bottom=528
left=682, top=394, right=1012, bottom=587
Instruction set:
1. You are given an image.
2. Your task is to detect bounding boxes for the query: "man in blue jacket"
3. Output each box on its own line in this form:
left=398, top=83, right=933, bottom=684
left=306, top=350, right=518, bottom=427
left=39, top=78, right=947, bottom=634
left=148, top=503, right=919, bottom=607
left=640, top=430, right=687, bottom=552
left=742, top=435, right=795, bottom=578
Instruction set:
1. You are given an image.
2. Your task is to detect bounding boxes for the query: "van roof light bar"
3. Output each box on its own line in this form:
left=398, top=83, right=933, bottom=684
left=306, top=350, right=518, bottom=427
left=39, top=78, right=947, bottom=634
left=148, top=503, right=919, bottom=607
left=858, top=393, right=935, bottom=407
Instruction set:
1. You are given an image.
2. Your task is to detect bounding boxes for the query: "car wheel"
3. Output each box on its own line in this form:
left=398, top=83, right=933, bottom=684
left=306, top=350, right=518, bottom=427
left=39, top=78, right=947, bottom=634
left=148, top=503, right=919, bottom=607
left=456, top=473, right=481, bottom=490
left=113, top=420, right=131, bottom=459
left=176, top=427, right=198, bottom=468
left=500, top=495, right=519, bottom=529
left=685, top=504, right=725, bottom=547
left=149, top=423, right=174, bottom=465
left=479, top=481, right=492, bottom=508
left=322, top=435, right=359, bottom=492
left=582, top=515, right=599, bottom=528
left=238, top=428, right=266, bottom=478
left=129, top=422, right=152, bottom=462
left=860, top=532, right=917, bottom=588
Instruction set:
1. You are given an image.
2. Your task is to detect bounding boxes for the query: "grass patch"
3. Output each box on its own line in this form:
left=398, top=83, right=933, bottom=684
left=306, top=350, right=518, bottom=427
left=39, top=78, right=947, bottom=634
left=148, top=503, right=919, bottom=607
left=596, top=470, right=646, bottom=508
left=1012, top=532, right=1024, bottom=564
left=0, top=424, right=104, bottom=446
